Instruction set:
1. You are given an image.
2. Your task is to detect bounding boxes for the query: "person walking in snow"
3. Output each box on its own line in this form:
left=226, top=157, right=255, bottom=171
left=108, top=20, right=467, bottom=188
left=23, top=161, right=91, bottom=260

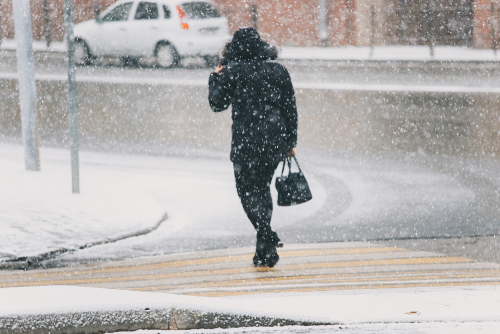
left=208, top=27, right=298, bottom=267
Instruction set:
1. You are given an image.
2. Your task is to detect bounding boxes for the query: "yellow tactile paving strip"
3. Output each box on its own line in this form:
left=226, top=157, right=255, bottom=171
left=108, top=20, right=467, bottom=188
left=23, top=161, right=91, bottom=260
left=1, top=243, right=499, bottom=297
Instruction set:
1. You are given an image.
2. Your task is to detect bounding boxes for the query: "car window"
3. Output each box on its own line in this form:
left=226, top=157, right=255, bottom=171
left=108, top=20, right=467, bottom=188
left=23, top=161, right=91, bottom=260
left=102, top=2, right=133, bottom=22
left=181, top=2, right=220, bottom=19
left=135, top=2, right=159, bottom=20
left=163, top=5, right=171, bottom=19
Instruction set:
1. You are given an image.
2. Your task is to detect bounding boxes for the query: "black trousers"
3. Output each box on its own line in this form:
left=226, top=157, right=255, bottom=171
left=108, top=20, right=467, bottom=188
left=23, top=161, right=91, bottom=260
left=233, top=160, right=280, bottom=232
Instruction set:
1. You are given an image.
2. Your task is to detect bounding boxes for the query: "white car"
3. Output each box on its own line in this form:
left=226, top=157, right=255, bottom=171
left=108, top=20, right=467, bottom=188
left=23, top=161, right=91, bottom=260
left=73, top=0, right=231, bottom=67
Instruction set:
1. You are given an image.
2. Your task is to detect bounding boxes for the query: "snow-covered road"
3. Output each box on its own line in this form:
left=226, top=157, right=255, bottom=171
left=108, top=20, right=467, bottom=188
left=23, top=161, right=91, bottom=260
left=2, top=142, right=496, bottom=266
left=1, top=48, right=499, bottom=265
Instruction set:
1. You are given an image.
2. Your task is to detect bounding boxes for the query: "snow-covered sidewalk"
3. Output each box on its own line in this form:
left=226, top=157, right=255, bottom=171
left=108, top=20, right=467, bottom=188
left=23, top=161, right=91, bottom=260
left=0, top=145, right=166, bottom=261
left=1, top=285, right=499, bottom=333
left=280, top=45, right=500, bottom=62
left=0, top=39, right=66, bottom=53
left=232, top=285, right=500, bottom=324
left=1, top=38, right=499, bottom=62
left=114, top=322, right=500, bottom=334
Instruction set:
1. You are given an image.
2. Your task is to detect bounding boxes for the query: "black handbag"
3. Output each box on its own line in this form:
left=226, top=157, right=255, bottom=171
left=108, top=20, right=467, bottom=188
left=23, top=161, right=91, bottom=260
left=275, top=152, right=313, bottom=206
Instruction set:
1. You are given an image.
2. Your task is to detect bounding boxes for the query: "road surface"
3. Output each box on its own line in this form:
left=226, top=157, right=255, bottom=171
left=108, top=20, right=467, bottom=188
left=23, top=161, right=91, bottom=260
left=0, top=51, right=499, bottom=267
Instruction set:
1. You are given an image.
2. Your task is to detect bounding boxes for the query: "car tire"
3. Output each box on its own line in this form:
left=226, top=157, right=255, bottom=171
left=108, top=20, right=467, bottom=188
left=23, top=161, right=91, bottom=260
left=121, top=56, right=140, bottom=67
left=204, top=56, right=219, bottom=68
left=74, top=39, right=93, bottom=66
left=155, top=43, right=179, bottom=68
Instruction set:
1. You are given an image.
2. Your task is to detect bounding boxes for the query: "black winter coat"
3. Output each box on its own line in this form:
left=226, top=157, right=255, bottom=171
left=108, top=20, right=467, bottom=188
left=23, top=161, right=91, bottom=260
left=208, top=60, right=298, bottom=163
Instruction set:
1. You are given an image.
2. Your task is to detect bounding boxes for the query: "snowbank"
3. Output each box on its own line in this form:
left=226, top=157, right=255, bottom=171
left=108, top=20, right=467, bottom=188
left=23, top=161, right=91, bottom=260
left=0, top=39, right=66, bottom=53
left=0, top=286, right=322, bottom=322
left=0, top=144, right=165, bottom=261
left=232, top=285, right=500, bottom=324
left=1, top=285, right=499, bottom=333
left=2, top=39, right=498, bottom=62
left=0, top=286, right=328, bottom=333
left=280, top=45, right=499, bottom=62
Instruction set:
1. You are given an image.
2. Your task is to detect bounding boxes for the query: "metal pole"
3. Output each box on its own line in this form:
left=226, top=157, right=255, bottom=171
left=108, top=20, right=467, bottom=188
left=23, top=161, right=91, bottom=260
left=43, top=0, right=52, bottom=47
left=251, top=3, right=258, bottom=31
left=319, top=0, right=328, bottom=45
left=0, top=0, right=3, bottom=46
left=491, top=2, right=497, bottom=54
left=397, top=1, right=402, bottom=43
left=94, top=1, right=101, bottom=22
left=13, top=0, right=40, bottom=171
left=370, top=5, right=375, bottom=57
left=427, top=1, right=435, bottom=57
left=63, top=0, right=80, bottom=193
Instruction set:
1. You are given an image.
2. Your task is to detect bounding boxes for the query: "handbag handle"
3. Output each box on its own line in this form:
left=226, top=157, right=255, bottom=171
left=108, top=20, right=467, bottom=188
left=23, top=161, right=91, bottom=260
left=280, top=151, right=303, bottom=176
left=280, top=156, right=289, bottom=176
left=290, top=151, right=304, bottom=174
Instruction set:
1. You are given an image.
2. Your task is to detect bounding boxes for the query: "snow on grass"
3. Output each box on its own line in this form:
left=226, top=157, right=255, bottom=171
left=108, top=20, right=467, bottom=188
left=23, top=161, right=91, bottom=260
left=0, top=144, right=165, bottom=260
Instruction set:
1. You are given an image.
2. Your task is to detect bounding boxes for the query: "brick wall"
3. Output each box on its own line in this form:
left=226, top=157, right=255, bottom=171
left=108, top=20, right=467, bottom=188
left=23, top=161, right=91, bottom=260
left=213, top=0, right=369, bottom=47
left=474, top=0, right=499, bottom=48
left=0, top=0, right=114, bottom=41
left=0, top=0, right=496, bottom=49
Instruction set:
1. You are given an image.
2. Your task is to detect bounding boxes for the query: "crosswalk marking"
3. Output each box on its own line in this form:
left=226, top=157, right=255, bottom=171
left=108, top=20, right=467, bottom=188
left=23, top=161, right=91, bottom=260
left=184, top=277, right=500, bottom=295
left=271, top=257, right=472, bottom=271
left=1, top=243, right=499, bottom=296
left=0, top=247, right=401, bottom=281
left=129, top=270, right=500, bottom=293
left=0, top=257, right=472, bottom=288
left=192, top=281, right=500, bottom=297
left=279, top=247, right=404, bottom=258
left=142, top=272, right=500, bottom=290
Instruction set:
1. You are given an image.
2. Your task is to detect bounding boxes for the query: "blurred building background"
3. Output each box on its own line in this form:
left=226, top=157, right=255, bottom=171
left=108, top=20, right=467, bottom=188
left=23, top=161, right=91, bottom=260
left=0, top=0, right=498, bottom=49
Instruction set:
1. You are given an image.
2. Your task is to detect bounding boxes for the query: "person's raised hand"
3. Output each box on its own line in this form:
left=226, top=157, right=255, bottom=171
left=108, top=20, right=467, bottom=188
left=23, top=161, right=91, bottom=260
left=215, top=65, right=225, bottom=74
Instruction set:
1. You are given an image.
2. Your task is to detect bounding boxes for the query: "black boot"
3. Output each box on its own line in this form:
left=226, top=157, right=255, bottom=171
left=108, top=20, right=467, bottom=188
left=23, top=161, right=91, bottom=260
left=253, top=227, right=283, bottom=268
